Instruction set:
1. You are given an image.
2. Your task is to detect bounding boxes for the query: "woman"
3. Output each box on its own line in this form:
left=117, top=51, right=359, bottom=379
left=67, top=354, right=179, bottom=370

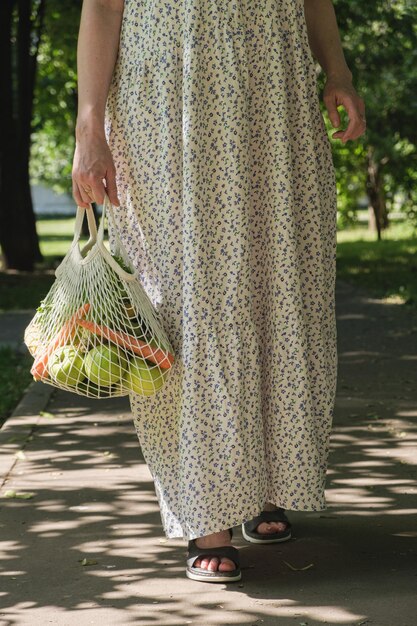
left=72, top=0, right=366, bottom=583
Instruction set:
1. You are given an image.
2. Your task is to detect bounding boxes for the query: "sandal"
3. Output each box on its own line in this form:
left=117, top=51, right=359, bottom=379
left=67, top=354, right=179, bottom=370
left=186, top=528, right=242, bottom=582
left=242, top=508, right=292, bottom=544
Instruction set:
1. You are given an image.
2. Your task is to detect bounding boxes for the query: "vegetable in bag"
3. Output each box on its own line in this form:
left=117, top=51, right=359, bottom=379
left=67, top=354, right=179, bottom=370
left=23, top=194, right=175, bottom=399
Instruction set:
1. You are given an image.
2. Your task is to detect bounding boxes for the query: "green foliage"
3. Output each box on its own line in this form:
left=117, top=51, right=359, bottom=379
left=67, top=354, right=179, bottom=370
left=324, top=0, right=417, bottom=225
left=29, top=0, right=417, bottom=230
left=112, top=255, right=135, bottom=274
left=30, top=0, right=82, bottom=194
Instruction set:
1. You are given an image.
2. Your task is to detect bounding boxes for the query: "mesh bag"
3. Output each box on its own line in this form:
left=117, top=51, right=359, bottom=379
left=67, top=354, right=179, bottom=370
left=24, top=193, right=175, bottom=398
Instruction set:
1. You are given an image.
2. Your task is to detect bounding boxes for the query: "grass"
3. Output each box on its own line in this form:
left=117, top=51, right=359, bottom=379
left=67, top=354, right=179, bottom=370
left=37, top=216, right=79, bottom=259
left=336, top=220, right=417, bottom=306
left=1, top=270, right=57, bottom=312
left=1, top=216, right=84, bottom=312
left=0, top=348, right=33, bottom=427
left=2, top=215, right=417, bottom=310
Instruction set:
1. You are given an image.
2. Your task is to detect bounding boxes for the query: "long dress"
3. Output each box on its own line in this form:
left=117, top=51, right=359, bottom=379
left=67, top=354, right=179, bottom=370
left=104, top=0, right=338, bottom=541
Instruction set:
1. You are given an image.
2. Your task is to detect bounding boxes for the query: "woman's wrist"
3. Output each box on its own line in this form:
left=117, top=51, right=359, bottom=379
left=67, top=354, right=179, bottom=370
left=75, top=112, right=105, bottom=141
left=325, top=66, right=353, bottom=83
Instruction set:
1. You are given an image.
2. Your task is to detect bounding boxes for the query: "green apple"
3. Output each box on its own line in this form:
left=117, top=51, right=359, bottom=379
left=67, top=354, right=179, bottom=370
left=84, top=344, right=127, bottom=386
left=123, top=356, right=165, bottom=396
left=48, top=346, right=85, bottom=387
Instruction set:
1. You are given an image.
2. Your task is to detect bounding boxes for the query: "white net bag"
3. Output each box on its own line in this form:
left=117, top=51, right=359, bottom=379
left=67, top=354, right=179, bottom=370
left=24, top=193, right=175, bottom=398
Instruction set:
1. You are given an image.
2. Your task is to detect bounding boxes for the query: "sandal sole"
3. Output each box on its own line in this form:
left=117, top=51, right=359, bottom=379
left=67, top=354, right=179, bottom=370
left=186, top=528, right=241, bottom=582
left=186, top=568, right=242, bottom=582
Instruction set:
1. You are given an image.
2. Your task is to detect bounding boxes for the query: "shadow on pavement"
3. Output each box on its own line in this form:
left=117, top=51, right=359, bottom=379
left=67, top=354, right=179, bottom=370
left=0, top=279, right=416, bottom=625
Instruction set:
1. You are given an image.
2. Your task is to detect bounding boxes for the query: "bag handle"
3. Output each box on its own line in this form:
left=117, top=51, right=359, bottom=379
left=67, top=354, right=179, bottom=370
left=69, top=193, right=136, bottom=280
left=71, top=202, right=98, bottom=250
left=71, top=192, right=117, bottom=253
left=97, top=192, right=116, bottom=243
left=72, top=193, right=117, bottom=243
left=96, top=193, right=137, bottom=279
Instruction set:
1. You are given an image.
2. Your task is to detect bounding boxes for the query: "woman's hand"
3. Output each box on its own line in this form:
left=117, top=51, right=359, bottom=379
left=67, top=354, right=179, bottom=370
left=72, top=127, right=120, bottom=208
left=323, top=74, right=366, bottom=143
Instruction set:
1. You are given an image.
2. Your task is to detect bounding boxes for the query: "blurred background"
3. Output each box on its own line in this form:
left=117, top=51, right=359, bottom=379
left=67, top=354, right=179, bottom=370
left=1, top=0, right=417, bottom=418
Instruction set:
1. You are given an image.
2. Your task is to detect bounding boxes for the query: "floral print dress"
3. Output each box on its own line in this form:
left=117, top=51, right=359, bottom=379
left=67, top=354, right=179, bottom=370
left=104, top=0, right=338, bottom=540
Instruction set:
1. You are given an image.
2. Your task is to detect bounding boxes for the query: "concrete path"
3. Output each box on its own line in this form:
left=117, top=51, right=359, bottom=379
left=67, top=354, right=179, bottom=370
left=0, top=279, right=416, bottom=626
left=0, top=312, right=34, bottom=352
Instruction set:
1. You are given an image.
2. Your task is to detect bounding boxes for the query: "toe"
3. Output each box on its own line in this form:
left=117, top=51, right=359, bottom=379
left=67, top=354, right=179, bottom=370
left=192, top=556, right=210, bottom=569
left=256, top=521, right=288, bottom=534
left=192, top=556, right=236, bottom=572
left=256, top=522, right=276, bottom=534
left=218, top=558, right=237, bottom=572
left=208, top=557, right=220, bottom=572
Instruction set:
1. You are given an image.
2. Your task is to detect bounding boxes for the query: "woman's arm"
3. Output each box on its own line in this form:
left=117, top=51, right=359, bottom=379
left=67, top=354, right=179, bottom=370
left=304, top=0, right=366, bottom=144
left=72, top=0, right=124, bottom=208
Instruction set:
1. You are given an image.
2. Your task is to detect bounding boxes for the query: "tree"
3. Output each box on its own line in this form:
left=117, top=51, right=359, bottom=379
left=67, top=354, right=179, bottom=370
left=326, top=0, right=417, bottom=239
left=0, top=0, right=46, bottom=270
left=30, top=0, right=82, bottom=196
left=30, top=1, right=97, bottom=234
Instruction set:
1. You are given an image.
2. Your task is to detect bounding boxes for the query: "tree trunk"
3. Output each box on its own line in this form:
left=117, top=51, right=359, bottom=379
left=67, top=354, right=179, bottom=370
left=366, top=148, right=388, bottom=241
left=0, top=1, right=14, bottom=263
left=0, top=0, right=45, bottom=270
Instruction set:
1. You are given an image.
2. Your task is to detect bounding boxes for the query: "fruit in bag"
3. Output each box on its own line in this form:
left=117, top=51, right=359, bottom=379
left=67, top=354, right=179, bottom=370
left=25, top=195, right=175, bottom=399
left=48, top=346, right=86, bottom=386
left=84, top=344, right=128, bottom=386
left=31, top=304, right=91, bottom=381
left=76, top=319, right=174, bottom=369
left=123, top=356, right=165, bottom=396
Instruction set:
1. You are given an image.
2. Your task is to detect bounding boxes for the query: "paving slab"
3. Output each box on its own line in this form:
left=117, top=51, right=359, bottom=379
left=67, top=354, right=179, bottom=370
left=0, top=279, right=416, bottom=626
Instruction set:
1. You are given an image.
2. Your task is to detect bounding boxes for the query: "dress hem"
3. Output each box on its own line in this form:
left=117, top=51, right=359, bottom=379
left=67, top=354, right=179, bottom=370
left=163, top=498, right=329, bottom=540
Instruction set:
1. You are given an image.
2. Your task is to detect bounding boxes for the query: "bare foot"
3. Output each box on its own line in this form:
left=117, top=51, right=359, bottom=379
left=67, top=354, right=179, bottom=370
left=192, top=529, right=236, bottom=572
left=255, top=502, right=289, bottom=534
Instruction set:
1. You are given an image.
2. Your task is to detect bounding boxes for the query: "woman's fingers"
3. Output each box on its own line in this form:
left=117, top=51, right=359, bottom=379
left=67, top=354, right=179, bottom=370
left=86, top=177, right=107, bottom=205
left=324, top=94, right=341, bottom=129
left=323, top=79, right=366, bottom=143
left=105, top=167, right=120, bottom=207
left=78, top=180, right=96, bottom=206
left=81, top=172, right=120, bottom=207
left=332, top=94, right=366, bottom=142
left=75, top=177, right=118, bottom=208
left=72, top=180, right=91, bottom=209
left=72, top=138, right=121, bottom=208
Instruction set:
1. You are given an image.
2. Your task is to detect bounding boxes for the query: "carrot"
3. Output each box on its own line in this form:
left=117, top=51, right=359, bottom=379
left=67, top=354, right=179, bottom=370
left=31, top=303, right=91, bottom=381
left=76, top=319, right=174, bottom=369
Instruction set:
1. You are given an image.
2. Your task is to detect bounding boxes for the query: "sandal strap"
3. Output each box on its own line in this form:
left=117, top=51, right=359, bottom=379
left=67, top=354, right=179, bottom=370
left=187, top=542, right=240, bottom=570
left=243, top=508, right=291, bottom=533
